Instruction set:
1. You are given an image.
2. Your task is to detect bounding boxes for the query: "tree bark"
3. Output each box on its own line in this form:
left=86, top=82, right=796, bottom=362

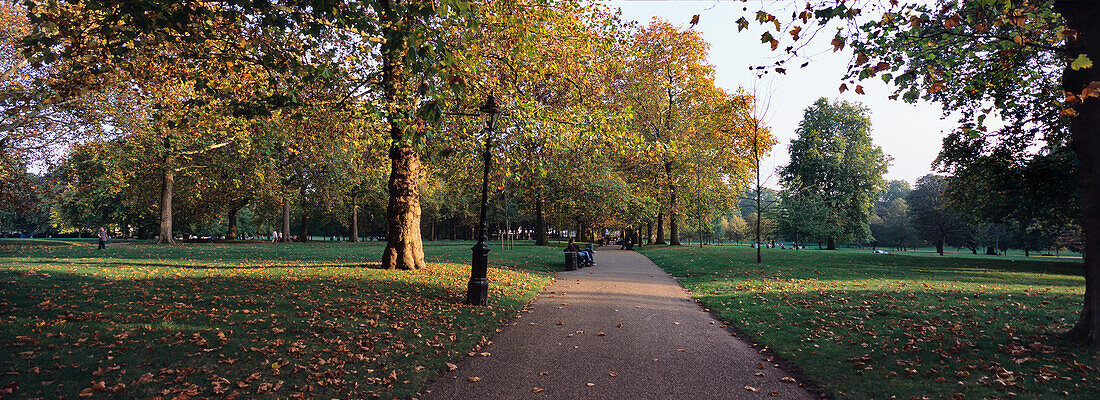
left=281, top=194, right=291, bottom=243
left=656, top=209, right=666, bottom=244
left=350, top=200, right=359, bottom=243
left=158, top=169, right=174, bottom=244
left=226, top=204, right=241, bottom=240
left=646, top=221, right=653, bottom=244
left=299, top=215, right=309, bottom=242
left=667, top=162, right=681, bottom=246
left=826, top=236, right=836, bottom=250
left=382, top=144, right=426, bottom=270
left=535, top=193, right=548, bottom=246
left=1057, top=0, right=1100, bottom=345
left=936, top=235, right=945, bottom=256
left=378, top=0, right=425, bottom=270
left=986, top=246, right=997, bottom=256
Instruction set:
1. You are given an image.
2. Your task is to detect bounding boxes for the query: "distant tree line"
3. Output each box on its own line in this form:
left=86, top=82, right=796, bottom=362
left=704, top=97, right=1082, bottom=257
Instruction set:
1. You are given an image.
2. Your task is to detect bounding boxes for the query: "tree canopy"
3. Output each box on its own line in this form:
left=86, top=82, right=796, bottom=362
left=779, top=97, right=889, bottom=249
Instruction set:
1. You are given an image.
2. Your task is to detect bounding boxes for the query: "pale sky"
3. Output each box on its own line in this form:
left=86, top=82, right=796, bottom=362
left=606, top=0, right=957, bottom=188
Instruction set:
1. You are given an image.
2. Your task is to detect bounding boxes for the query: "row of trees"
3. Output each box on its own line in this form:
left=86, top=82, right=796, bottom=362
left=1, top=2, right=771, bottom=266
left=729, top=96, right=1082, bottom=258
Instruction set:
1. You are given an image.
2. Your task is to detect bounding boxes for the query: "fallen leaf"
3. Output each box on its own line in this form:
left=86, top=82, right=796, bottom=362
left=531, top=387, right=544, bottom=393
left=446, top=363, right=458, bottom=371
left=468, top=376, right=482, bottom=382
left=135, top=373, right=155, bottom=385
left=745, top=385, right=759, bottom=392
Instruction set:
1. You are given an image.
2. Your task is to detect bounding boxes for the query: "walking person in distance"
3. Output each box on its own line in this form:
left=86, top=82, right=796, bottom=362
left=97, top=227, right=107, bottom=250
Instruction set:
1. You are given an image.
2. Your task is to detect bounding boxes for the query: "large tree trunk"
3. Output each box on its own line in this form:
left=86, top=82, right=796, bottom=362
left=299, top=215, right=309, bottom=242
left=826, top=236, right=836, bottom=250
left=646, top=221, right=653, bottom=244
left=379, top=0, right=425, bottom=270
left=281, top=195, right=291, bottom=243
left=299, top=188, right=309, bottom=242
left=1057, top=1, right=1100, bottom=346
left=382, top=144, right=426, bottom=270
left=350, top=200, right=359, bottom=243
left=656, top=209, right=666, bottom=244
left=535, top=193, right=548, bottom=246
left=158, top=169, right=174, bottom=244
left=226, top=205, right=241, bottom=240
left=936, top=235, right=945, bottom=256
left=986, top=246, right=997, bottom=256
left=667, top=162, right=681, bottom=246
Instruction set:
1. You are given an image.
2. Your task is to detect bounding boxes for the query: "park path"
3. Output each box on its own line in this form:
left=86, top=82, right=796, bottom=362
left=421, top=249, right=817, bottom=399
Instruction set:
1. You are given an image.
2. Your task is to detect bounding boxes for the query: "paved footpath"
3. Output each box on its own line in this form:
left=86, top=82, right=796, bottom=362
left=422, top=249, right=817, bottom=399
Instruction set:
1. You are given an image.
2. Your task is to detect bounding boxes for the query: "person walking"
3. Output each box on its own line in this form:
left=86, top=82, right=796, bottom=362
left=97, top=227, right=108, bottom=250
left=272, top=230, right=279, bottom=243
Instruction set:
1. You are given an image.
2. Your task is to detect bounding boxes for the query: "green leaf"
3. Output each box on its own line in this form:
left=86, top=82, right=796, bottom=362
left=761, top=31, right=775, bottom=45
left=737, top=17, right=749, bottom=32
left=1071, top=54, right=1092, bottom=71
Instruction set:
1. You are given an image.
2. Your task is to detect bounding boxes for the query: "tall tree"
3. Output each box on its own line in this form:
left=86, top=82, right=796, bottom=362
left=617, top=19, right=720, bottom=246
left=908, top=174, right=967, bottom=255
left=870, top=180, right=917, bottom=251
left=780, top=98, right=889, bottom=249
left=734, top=0, right=1100, bottom=346
left=731, top=88, right=777, bottom=261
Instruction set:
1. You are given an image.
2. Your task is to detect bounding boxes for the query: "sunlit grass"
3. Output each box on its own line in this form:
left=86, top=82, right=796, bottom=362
left=641, top=245, right=1098, bottom=399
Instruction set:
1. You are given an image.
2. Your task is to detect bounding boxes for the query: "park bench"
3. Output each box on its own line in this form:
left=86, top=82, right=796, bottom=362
left=564, top=243, right=596, bottom=270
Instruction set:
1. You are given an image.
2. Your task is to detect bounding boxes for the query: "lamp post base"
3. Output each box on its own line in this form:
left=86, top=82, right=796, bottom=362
left=467, top=240, right=490, bottom=305
left=466, top=278, right=488, bottom=305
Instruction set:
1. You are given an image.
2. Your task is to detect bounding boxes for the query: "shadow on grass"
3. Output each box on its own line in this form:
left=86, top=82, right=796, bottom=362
left=0, top=265, right=544, bottom=400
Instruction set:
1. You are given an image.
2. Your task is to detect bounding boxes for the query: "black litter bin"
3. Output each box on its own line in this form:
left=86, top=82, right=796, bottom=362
left=564, top=251, right=579, bottom=271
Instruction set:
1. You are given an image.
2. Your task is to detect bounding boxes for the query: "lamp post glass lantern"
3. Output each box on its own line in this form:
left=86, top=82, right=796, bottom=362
left=467, top=95, right=501, bottom=305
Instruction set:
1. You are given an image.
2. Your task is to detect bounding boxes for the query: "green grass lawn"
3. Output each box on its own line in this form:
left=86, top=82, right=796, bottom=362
left=640, top=245, right=1099, bottom=399
left=0, top=241, right=561, bottom=399
left=0, top=238, right=103, bottom=246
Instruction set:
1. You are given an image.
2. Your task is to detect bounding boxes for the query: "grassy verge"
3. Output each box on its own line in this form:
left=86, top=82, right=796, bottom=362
left=640, top=245, right=1099, bottom=399
left=0, top=241, right=560, bottom=399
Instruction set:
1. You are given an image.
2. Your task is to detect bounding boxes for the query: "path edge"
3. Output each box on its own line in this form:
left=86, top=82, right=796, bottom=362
left=637, top=250, right=832, bottom=400
left=413, top=272, right=559, bottom=399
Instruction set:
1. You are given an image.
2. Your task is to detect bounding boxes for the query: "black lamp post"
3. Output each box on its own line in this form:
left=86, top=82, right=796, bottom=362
left=467, top=95, right=502, bottom=305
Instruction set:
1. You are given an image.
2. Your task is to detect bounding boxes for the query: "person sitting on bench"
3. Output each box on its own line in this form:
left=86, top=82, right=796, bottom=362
left=620, top=238, right=632, bottom=250
left=566, top=239, right=594, bottom=265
